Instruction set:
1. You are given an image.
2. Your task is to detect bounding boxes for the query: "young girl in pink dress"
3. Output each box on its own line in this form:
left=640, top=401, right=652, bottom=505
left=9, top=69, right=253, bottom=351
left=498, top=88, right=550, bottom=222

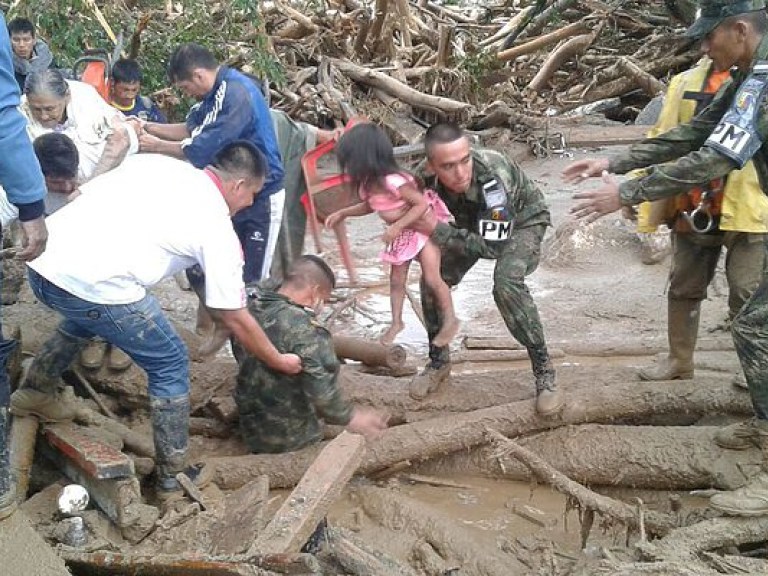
left=326, top=123, right=459, bottom=346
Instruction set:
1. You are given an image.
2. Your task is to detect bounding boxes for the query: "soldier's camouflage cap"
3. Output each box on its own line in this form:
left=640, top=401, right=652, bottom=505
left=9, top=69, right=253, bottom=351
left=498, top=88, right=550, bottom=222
left=686, top=0, right=767, bottom=38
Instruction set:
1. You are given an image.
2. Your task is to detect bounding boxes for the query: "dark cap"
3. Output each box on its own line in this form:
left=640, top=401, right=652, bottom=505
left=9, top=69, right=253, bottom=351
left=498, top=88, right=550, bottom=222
left=686, top=0, right=767, bottom=38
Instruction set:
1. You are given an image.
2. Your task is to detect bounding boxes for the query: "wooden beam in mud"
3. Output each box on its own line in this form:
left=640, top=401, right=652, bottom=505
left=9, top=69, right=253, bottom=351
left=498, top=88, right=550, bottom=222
left=209, top=379, right=751, bottom=490
left=60, top=550, right=321, bottom=576
left=251, top=432, right=365, bottom=553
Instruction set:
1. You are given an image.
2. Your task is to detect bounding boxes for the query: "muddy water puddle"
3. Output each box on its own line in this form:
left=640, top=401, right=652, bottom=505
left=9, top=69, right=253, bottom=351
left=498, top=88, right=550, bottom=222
left=330, top=475, right=606, bottom=557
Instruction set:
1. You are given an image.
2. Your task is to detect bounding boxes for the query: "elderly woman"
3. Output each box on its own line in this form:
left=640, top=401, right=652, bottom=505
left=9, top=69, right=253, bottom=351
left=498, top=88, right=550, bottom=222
left=19, top=70, right=138, bottom=373
left=20, top=69, right=139, bottom=189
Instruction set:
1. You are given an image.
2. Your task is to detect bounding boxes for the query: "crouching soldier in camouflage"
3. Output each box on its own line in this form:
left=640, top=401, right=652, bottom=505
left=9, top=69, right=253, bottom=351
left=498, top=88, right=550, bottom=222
left=413, top=123, right=564, bottom=417
left=235, top=255, right=388, bottom=453
left=235, top=255, right=388, bottom=553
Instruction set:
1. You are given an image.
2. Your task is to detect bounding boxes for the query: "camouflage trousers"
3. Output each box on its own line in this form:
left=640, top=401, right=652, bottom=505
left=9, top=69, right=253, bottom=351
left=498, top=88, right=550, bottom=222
left=669, top=231, right=765, bottom=319
left=733, top=237, right=768, bottom=421
left=423, top=224, right=548, bottom=366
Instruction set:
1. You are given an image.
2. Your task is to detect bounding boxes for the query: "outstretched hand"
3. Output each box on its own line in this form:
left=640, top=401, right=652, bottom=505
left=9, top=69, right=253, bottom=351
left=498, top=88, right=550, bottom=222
left=562, top=157, right=611, bottom=184
left=569, top=171, right=623, bottom=224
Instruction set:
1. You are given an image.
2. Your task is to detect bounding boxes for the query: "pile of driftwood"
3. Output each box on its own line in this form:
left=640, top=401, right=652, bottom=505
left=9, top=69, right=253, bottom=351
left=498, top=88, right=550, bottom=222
left=255, top=0, right=701, bottom=140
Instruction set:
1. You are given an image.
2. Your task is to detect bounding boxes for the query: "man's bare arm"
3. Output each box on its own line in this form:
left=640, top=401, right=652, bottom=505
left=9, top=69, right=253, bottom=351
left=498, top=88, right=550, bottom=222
left=144, top=122, right=190, bottom=141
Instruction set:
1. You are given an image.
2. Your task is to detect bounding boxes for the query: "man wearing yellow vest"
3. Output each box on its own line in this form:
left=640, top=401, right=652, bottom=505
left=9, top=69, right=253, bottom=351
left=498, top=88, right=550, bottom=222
left=633, top=57, right=768, bottom=393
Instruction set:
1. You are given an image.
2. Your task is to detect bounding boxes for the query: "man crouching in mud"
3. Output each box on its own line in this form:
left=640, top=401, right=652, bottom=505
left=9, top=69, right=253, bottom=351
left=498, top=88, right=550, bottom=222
left=234, top=255, right=388, bottom=551
left=10, top=140, right=301, bottom=505
left=564, top=0, right=768, bottom=517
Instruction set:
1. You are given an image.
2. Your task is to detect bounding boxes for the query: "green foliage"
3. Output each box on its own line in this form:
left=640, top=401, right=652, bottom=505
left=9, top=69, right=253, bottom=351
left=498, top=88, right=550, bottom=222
left=12, top=0, right=283, bottom=118
left=456, top=51, right=498, bottom=98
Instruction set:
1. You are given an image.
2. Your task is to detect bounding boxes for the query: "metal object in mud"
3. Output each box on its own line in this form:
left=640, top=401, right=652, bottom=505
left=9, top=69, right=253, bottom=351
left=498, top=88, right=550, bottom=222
left=58, top=483, right=89, bottom=515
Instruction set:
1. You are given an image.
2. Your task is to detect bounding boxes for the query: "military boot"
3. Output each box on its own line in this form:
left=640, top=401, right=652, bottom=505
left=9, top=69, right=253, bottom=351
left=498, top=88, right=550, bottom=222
left=409, top=362, right=451, bottom=400
left=638, top=299, right=699, bottom=381
left=10, top=329, right=85, bottom=422
left=150, top=394, right=211, bottom=503
left=529, top=347, right=564, bottom=416
left=715, top=418, right=768, bottom=451
left=711, top=436, right=768, bottom=516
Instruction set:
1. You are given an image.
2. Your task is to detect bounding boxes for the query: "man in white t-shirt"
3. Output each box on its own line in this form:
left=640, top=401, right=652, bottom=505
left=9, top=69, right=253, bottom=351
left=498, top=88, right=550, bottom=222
left=10, top=141, right=301, bottom=499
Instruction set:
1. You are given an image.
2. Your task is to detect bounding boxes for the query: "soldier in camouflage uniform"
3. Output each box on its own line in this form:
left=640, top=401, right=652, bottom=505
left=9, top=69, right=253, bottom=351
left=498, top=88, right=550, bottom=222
left=565, top=0, right=768, bottom=516
left=236, top=255, right=387, bottom=454
left=412, top=123, right=564, bottom=417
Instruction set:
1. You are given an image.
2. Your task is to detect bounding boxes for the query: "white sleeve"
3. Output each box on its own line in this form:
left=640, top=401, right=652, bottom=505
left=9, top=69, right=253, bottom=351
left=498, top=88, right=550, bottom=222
left=198, top=224, right=248, bottom=310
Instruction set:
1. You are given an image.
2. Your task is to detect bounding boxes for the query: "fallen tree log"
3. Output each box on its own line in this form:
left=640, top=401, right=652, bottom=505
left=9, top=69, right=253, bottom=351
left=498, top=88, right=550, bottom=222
left=331, top=58, right=472, bottom=115
left=527, top=25, right=601, bottom=93
left=617, top=56, right=665, bottom=97
left=497, top=20, right=589, bottom=62
left=354, top=484, right=524, bottom=575
left=327, top=526, right=418, bottom=576
left=416, top=425, right=762, bottom=491
left=333, top=335, right=407, bottom=368
left=210, top=379, right=751, bottom=489
left=487, top=429, right=677, bottom=536
left=640, top=516, right=768, bottom=562
left=60, top=550, right=319, bottom=576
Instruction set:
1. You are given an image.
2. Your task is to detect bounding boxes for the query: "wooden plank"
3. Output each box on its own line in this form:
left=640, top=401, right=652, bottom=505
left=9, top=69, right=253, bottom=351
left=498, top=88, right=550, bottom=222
left=9, top=415, right=39, bottom=502
left=453, top=348, right=565, bottom=364
left=138, top=474, right=271, bottom=556
left=44, top=423, right=134, bottom=479
left=251, top=432, right=365, bottom=553
left=560, top=124, right=648, bottom=147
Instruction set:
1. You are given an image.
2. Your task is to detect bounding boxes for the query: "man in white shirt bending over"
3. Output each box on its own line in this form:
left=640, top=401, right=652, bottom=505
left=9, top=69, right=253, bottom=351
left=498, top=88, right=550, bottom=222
left=10, top=140, right=301, bottom=500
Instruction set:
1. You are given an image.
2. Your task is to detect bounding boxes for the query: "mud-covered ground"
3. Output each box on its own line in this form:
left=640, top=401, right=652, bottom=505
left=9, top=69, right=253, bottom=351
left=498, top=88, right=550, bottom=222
left=1, top=141, right=749, bottom=574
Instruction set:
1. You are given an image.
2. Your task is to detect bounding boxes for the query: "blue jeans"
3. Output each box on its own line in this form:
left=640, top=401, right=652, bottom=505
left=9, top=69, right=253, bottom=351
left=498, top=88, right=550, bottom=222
left=28, top=268, right=189, bottom=398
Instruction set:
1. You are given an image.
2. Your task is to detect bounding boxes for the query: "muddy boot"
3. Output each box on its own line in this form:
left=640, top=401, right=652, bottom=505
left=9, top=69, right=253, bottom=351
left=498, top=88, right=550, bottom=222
left=714, top=418, right=768, bottom=451
left=638, top=299, right=699, bottom=381
left=107, top=345, right=132, bottom=372
left=10, top=329, right=84, bottom=422
left=530, top=347, right=564, bottom=416
left=409, top=362, right=451, bottom=400
left=80, top=340, right=107, bottom=370
left=0, top=405, right=16, bottom=521
left=150, top=394, right=211, bottom=505
left=711, top=437, right=768, bottom=516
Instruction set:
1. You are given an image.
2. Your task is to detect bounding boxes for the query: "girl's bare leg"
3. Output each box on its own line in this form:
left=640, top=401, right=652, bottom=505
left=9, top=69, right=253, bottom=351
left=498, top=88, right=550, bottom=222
left=418, top=241, right=459, bottom=347
left=381, top=261, right=410, bottom=345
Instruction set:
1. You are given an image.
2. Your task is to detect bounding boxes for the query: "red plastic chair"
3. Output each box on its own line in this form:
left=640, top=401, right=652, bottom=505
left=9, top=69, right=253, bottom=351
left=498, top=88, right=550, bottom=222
left=300, top=118, right=367, bottom=284
left=72, top=49, right=111, bottom=100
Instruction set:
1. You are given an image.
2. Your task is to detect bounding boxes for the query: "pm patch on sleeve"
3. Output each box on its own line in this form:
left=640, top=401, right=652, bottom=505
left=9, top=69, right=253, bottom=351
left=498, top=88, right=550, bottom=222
left=705, top=70, right=768, bottom=168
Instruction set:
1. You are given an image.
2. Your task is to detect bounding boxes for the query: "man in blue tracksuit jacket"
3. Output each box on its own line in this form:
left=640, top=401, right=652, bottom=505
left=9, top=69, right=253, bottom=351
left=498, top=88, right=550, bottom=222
left=139, top=43, right=285, bottom=283
left=0, top=10, right=49, bottom=521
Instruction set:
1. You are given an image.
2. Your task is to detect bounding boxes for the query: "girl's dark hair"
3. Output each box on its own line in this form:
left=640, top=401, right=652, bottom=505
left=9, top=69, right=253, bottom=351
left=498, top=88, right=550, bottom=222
left=335, top=123, right=408, bottom=191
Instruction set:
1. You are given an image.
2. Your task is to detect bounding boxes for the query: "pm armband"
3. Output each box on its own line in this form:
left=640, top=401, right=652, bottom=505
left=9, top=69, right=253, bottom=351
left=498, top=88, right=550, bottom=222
left=705, top=62, right=768, bottom=168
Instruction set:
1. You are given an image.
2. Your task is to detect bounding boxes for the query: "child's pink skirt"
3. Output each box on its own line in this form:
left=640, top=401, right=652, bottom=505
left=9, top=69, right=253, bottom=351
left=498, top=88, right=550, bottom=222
left=380, top=190, right=451, bottom=265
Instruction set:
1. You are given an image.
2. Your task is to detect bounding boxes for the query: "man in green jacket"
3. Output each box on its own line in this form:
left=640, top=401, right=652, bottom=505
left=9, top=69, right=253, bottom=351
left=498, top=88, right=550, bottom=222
left=564, top=0, right=768, bottom=516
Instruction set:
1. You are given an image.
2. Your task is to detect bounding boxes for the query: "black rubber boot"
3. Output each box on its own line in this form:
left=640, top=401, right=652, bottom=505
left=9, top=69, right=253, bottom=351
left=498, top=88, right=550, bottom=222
left=24, top=328, right=86, bottom=393
left=150, top=394, right=191, bottom=496
left=0, top=338, right=17, bottom=520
